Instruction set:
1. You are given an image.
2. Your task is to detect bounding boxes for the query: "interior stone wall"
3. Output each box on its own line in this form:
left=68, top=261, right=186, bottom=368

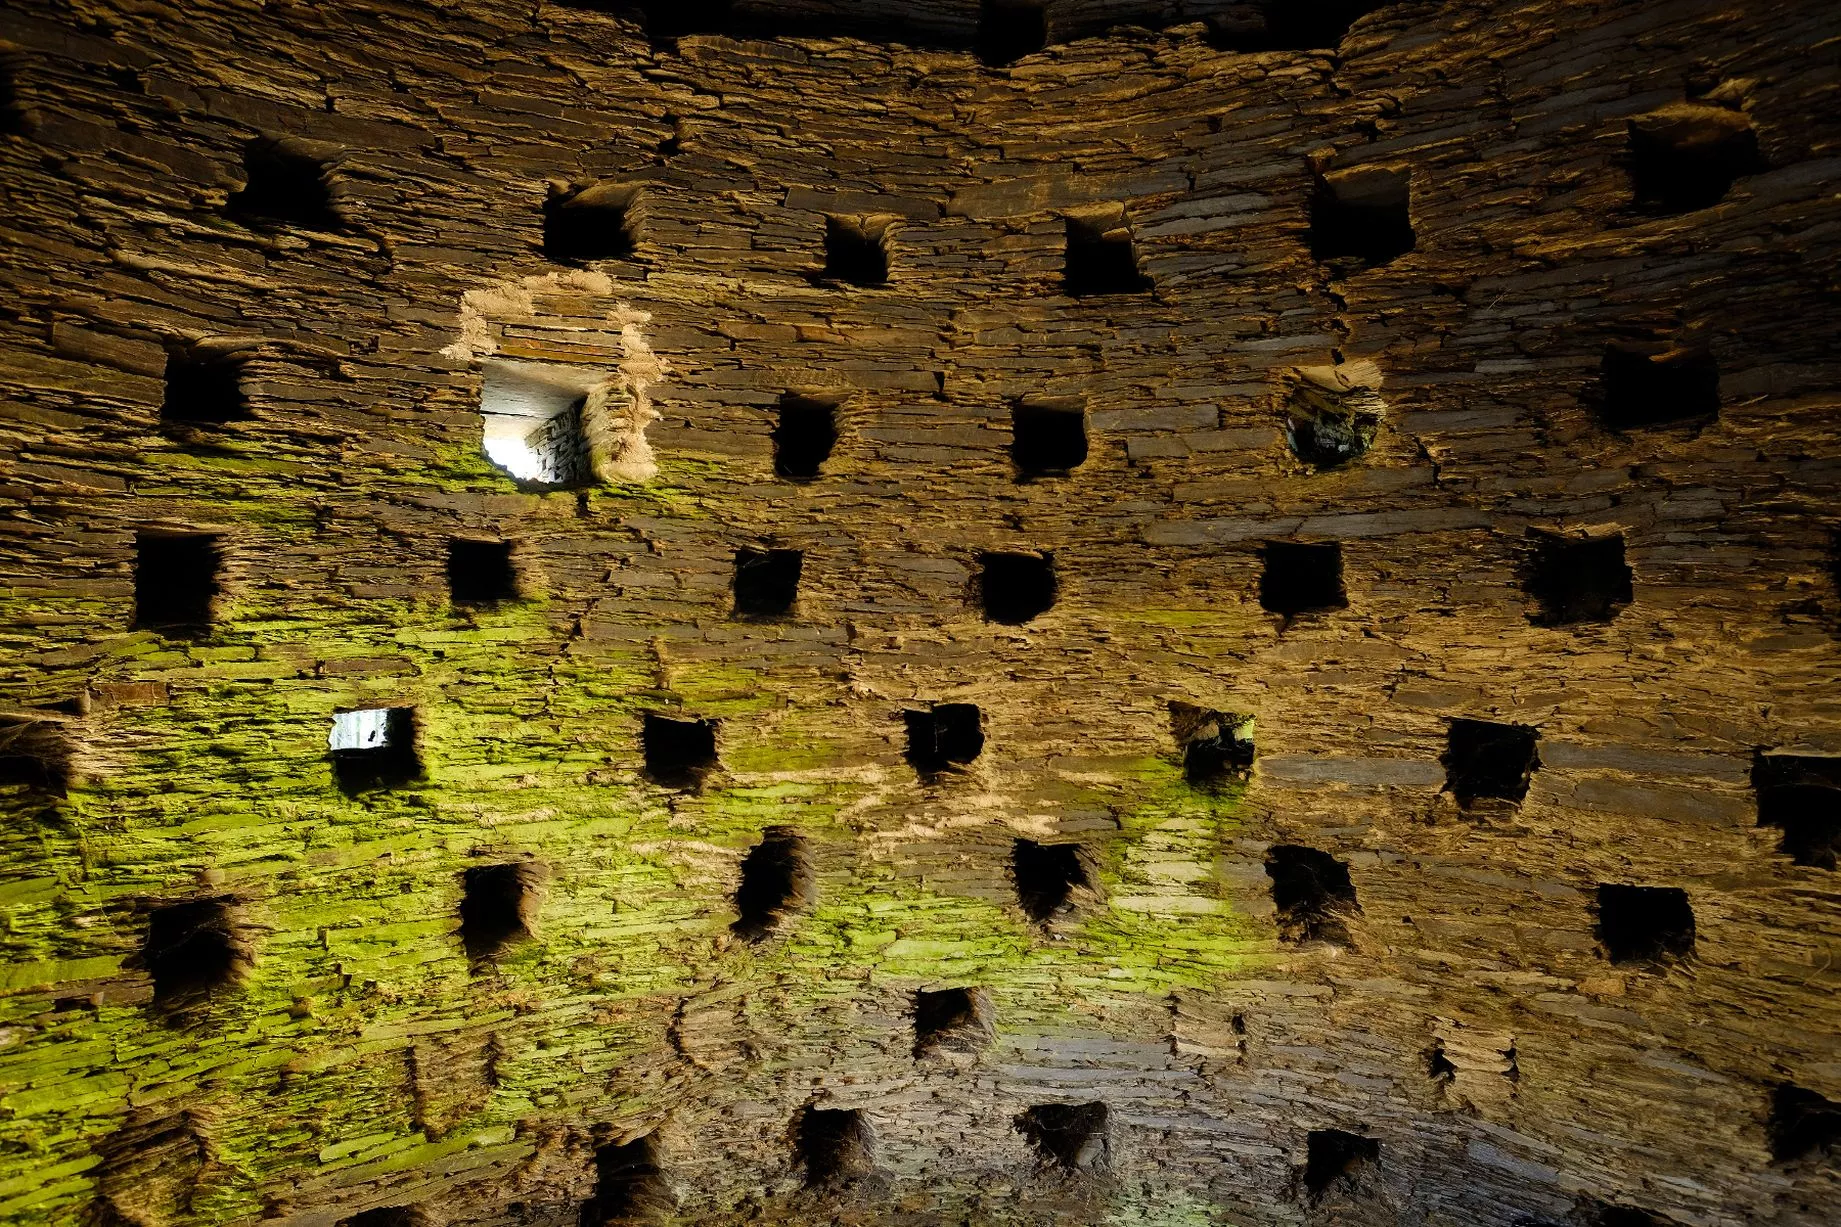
left=1, top=1, right=1838, bottom=1225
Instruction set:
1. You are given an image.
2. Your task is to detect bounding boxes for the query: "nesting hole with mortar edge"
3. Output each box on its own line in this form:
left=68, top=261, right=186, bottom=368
left=1443, top=718, right=1540, bottom=809
left=134, top=531, right=222, bottom=633
left=458, top=861, right=546, bottom=963
left=1170, top=701, right=1254, bottom=790
left=641, top=712, right=718, bottom=790
left=1303, top=1129, right=1380, bottom=1200
left=773, top=392, right=842, bottom=480
left=1011, top=396, right=1088, bottom=477
left=162, top=346, right=248, bottom=424
left=0, top=713, right=75, bottom=797
left=1628, top=102, right=1763, bottom=214
left=141, top=895, right=251, bottom=1007
left=978, top=0, right=1047, bottom=67
left=1064, top=205, right=1152, bottom=297
left=227, top=136, right=342, bottom=231
left=732, top=826, right=813, bottom=942
left=448, top=537, right=519, bottom=606
left=1594, top=341, right=1720, bottom=430
left=1012, top=839, right=1091, bottom=924
left=1207, top=0, right=1382, bottom=50
left=976, top=550, right=1056, bottom=624
left=545, top=180, right=645, bottom=263
left=1594, top=884, right=1693, bottom=967
left=912, top=987, right=993, bottom=1059
left=1768, top=1083, right=1841, bottom=1165
left=330, top=707, right=420, bottom=794
left=1016, top=1102, right=1109, bottom=1172
left=1286, top=365, right=1384, bottom=468
left=1310, top=165, right=1413, bottom=267
left=823, top=214, right=894, bottom=287
left=1750, top=752, right=1841, bottom=870
left=581, top=1132, right=672, bottom=1224
left=732, top=547, right=802, bottom=619
left=904, top=703, right=984, bottom=777
left=1525, top=530, right=1632, bottom=626
left=478, top=360, right=599, bottom=489
left=1265, top=845, right=1359, bottom=945
left=1260, top=541, right=1346, bottom=616
left=797, top=1107, right=875, bottom=1187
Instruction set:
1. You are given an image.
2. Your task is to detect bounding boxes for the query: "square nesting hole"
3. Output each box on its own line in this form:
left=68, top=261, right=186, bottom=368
left=0, top=715, right=74, bottom=796
left=912, top=986, right=993, bottom=1059
left=1012, top=838, right=1090, bottom=924
left=1260, top=540, right=1346, bottom=616
left=1594, top=884, right=1694, bottom=967
left=978, top=0, right=1047, bottom=67
left=479, top=360, right=599, bottom=489
left=823, top=214, right=895, bottom=287
left=1303, top=1128, right=1379, bottom=1199
left=335, top=1208, right=428, bottom=1227
left=142, top=895, right=250, bottom=1006
left=458, top=861, right=546, bottom=962
left=584, top=1134, right=671, bottom=1223
left=797, top=1107, right=875, bottom=1187
left=1751, top=753, right=1841, bottom=870
left=904, top=703, right=984, bottom=776
left=1525, top=530, right=1632, bottom=626
left=732, top=826, right=812, bottom=942
left=162, top=348, right=248, bottom=424
left=1011, top=397, right=1088, bottom=477
left=447, top=538, right=519, bottom=606
left=134, top=531, right=223, bottom=633
left=975, top=550, right=1057, bottom=624
left=1596, top=342, right=1720, bottom=430
left=772, top=393, right=842, bottom=480
left=1442, top=718, right=1540, bottom=809
left=227, top=136, right=341, bottom=230
left=544, top=180, right=645, bottom=262
left=641, top=712, right=718, bottom=790
left=1285, top=365, right=1385, bottom=468
left=1769, top=1083, right=1841, bottom=1165
left=732, top=547, right=803, bottom=618
left=329, top=707, right=421, bottom=794
left=1170, top=701, right=1255, bottom=789
left=1016, top=1102, right=1109, bottom=1172
left=1628, top=103, right=1762, bottom=214
left=1265, top=845, right=1359, bottom=945
left=1208, top=1, right=1381, bottom=50
left=1064, top=205, right=1152, bottom=297
left=1310, top=165, right=1414, bottom=267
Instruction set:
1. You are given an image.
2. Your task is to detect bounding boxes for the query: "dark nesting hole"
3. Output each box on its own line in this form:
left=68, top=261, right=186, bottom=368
left=1525, top=531, right=1632, bottom=626
left=1264, top=845, right=1359, bottom=944
left=1628, top=105, right=1762, bottom=214
left=0, top=716, right=73, bottom=796
left=823, top=215, right=892, bottom=287
left=459, top=862, right=544, bottom=962
left=1170, top=702, right=1255, bottom=789
left=336, top=1207, right=429, bottom=1227
left=1310, top=167, right=1414, bottom=267
left=1285, top=379, right=1383, bottom=468
left=1011, top=399, right=1088, bottom=477
left=1751, top=753, right=1841, bottom=870
left=1594, top=884, right=1694, bottom=966
left=732, top=826, right=812, bottom=942
left=797, top=1107, right=875, bottom=1187
left=978, top=0, right=1047, bottom=67
left=1443, top=718, right=1541, bottom=808
left=1260, top=541, right=1346, bottom=615
left=133, top=532, right=222, bottom=632
left=545, top=181, right=643, bottom=262
left=637, top=0, right=736, bottom=40
left=448, top=538, right=518, bottom=606
left=1596, top=343, right=1720, bottom=430
left=732, top=547, right=803, bottom=619
left=143, top=896, right=247, bottom=1005
left=1591, top=1207, right=1679, bottom=1227
left=1013, top=839, right=1088, bottom=923
left=904, top=703, right=984, bottom=776
left=1064, top=210, right=1152, bottom=297
left=162, top=350, right=248, bottom=424
left=641, top=713, right=718, bottom=790
left=913, top=987, right=991, bottom=1059
left=1015, top=1102, right=1109, bottom=1172
left=227, top=138, right=340, bottom=230
left=1303, top=1129, right=1379, bottom=1198
left=1769, top=1083, right=1841, bottom=1164
left=976, top=551, right=1056, bottom=624
left=1427, top=1040, right=1457, bottom=1087
left=1207, top=1, right=1381, bottom=50
left=773, top=394, right=840, bottom=481
left=0, top=57, right=25, bottom=134
left=582, top=1133, right=671, bottom=1225
left=330, top=707, right=421, bottom=794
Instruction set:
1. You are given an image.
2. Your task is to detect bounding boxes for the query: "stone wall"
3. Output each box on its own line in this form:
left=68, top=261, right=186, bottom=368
left=0, top=1, right=1837, bottom=1225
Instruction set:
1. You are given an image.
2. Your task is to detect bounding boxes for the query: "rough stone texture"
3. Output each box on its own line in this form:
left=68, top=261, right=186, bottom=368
left=1, top=1, right=1838, bottom=1225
